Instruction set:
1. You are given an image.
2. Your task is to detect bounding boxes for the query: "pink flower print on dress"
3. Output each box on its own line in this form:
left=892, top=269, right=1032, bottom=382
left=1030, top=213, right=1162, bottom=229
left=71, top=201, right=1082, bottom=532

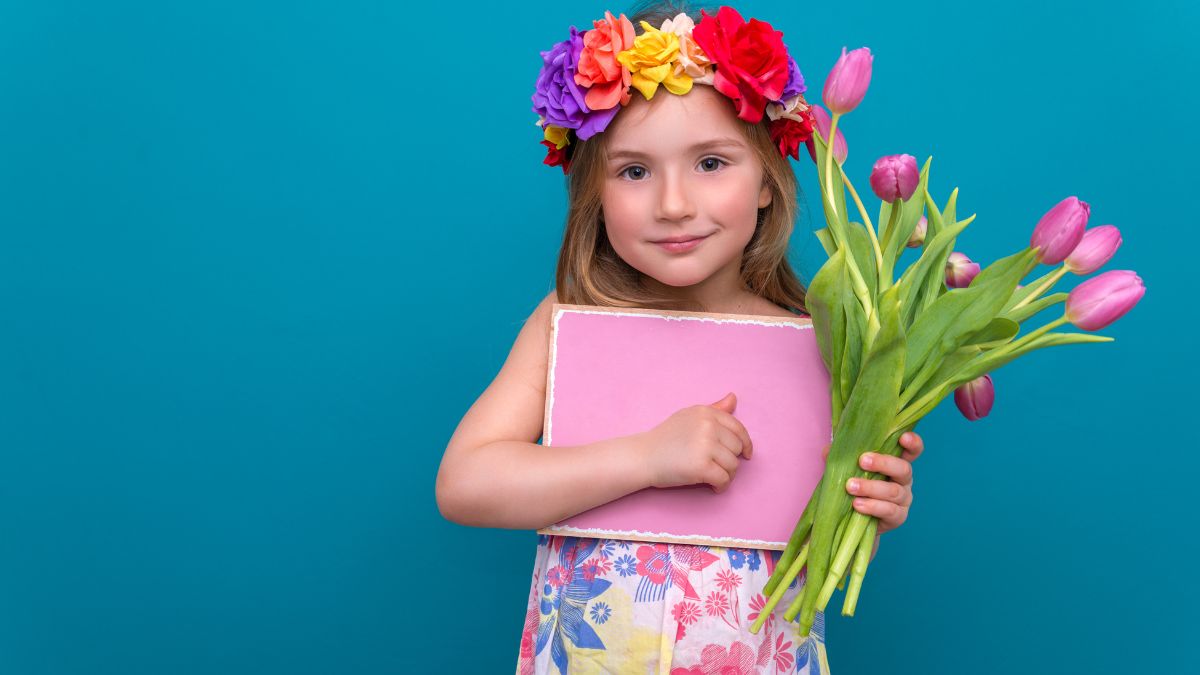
left=772, top=631, right=795, bottom=671
left=636, top=543, right=671, bottom=584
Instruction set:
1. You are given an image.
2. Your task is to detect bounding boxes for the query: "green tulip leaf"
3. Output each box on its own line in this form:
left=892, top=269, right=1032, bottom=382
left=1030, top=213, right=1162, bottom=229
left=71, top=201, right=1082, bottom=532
left=1002, top=292, right=1068, bottom=324
left=901, top=248, right=1038, bottom=390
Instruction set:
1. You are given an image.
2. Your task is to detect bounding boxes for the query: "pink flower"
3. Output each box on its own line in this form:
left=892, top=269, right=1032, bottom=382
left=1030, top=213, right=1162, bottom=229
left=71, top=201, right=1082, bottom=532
left=697, top=641, right=757, bottom=674
left=869, top=153, right=920, bottom=203
left=1064, top=224, right=1122, bottom=275
left=1065, top=269, right=1146, bottom=331
left=945, top=251, right=981, bottom=289
left=823, top=46, right=873, bottom=114
left=704, top=591, right=730, bottom=616
left=715, top=569, right=742, bottom=593
left=747, top=593, right=768, bottom=622
left=773, top=631, right=795, bottom=671
left=907, top=215, right=928, bottom=248
left=636, top=543, right=671, bottom=584
left=672, top=600, right=701, bottom=626
left=546, top=564, right=572, bottom=588
left=954, top=374, right=995, bottom=421
left=1030, top=196, right=1090, bottom=265
left=805, top=104, right=847, bottom=165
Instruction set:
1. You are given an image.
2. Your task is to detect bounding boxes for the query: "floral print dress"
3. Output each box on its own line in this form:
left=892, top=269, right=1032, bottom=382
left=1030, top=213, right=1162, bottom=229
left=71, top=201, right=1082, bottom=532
left=517, top=534, right=831, bottom=674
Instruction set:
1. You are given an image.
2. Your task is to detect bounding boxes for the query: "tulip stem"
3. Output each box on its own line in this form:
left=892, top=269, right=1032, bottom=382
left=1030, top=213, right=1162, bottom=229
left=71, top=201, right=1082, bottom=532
left=836, top=162, right=888, bottom=291
left=841, top=516, right=878, bottom=616
left=825, top=113, right=841, bottom=222
left=1011, top=265, right=1069, bottom=311
left=818, top=113, right=875, bottom=322
left=749, top=537, right=810, bottom=635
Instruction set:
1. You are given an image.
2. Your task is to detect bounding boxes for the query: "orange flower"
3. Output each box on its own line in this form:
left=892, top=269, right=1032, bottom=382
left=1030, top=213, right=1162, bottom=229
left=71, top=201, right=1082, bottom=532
left=574, top=11, right=635, bottom=111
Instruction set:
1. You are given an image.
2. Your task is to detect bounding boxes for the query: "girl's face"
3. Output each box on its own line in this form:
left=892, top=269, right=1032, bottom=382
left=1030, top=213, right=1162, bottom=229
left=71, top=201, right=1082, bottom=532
left=600, top=85, right=772, bottom=298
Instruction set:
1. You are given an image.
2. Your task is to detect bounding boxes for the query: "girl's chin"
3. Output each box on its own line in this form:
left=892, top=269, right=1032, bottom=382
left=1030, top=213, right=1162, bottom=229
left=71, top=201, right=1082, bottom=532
left=639, top=267, right=713, bottom=288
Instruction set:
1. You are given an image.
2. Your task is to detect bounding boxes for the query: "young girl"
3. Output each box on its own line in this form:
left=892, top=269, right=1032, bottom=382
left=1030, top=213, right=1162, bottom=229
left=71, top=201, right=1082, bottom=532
left=436, top=3, right=926, bottom=672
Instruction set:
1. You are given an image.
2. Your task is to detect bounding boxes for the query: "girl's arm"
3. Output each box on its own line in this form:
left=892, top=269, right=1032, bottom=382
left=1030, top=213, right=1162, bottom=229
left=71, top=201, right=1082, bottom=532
left=435, top=291, right=655, bottom=530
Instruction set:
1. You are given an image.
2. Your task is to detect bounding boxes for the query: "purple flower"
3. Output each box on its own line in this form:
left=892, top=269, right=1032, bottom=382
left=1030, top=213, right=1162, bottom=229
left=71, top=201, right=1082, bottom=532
left=954, top=374, right=994, bottom=421
left=531, top=26, right=619, bottom=140
left=778, top=54, right=807, bottom=102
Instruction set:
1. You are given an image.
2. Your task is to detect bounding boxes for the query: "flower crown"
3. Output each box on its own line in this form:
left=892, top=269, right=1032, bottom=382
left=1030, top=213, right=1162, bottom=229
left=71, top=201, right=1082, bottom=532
left=531, top=6, right=818, bottom=174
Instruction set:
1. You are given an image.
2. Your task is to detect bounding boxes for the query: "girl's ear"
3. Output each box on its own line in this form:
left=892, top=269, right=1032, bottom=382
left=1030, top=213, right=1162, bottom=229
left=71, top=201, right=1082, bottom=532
left=758, top=182, right=773, bottom=209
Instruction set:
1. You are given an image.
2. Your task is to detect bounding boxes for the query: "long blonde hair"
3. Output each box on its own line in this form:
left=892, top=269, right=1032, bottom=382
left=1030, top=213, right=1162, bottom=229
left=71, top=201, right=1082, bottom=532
left=553, top=0, right=810, bottom=314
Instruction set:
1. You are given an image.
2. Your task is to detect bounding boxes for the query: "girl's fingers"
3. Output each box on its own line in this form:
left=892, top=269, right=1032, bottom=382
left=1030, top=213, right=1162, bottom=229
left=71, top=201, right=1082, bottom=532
left=899, top=431, right=925, bottom=461
left=847, top=476, right=910, bottom=506
left=852, top=497, right=907, bottom=530
left=859, top=453, right=913, bottom=486
left=710, top=440, right=740, bottom=475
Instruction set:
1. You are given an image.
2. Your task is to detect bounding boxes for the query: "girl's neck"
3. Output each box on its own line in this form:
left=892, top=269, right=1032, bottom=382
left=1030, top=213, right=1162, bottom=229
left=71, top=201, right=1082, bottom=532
left=639, top=268, right=763, bottom=315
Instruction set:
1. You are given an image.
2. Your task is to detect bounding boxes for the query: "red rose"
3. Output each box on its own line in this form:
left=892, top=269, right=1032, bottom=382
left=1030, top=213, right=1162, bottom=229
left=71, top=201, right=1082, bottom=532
left=540, top=139, right=572, bottom=174
left=768, top=110, right=816, bottom=161
left=692, top=6, right=790, bottom=124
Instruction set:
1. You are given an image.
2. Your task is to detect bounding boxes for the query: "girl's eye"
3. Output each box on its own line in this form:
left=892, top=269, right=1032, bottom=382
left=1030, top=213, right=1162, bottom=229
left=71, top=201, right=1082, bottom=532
left=699, top=157, right=726, bottom=172
left=619, top=166, right=648, bottom=181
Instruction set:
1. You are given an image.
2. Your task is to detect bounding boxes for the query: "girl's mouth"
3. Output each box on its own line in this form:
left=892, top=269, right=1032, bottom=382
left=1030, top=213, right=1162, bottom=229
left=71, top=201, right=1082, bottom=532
left=653, top=234, right=710, bottom=253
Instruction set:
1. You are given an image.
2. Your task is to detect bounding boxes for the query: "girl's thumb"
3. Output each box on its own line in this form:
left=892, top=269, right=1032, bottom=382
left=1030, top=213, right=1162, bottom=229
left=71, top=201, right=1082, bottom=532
left=711, top=392, right=737, bottom=411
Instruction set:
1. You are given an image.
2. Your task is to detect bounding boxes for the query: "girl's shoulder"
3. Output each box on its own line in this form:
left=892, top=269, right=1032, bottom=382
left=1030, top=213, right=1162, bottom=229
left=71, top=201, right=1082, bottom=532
left=749, top=299, right=809, bottom=320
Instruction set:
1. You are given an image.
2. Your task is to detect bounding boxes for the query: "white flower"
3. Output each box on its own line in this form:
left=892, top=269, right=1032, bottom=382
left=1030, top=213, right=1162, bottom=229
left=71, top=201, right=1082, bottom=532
left=766, top=94, right=811, bottom=122
left=660, top=12, right=714, bottom=85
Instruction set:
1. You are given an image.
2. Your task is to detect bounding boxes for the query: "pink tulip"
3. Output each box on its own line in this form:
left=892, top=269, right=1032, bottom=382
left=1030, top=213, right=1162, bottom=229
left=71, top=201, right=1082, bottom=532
left=945, top=251, right=981, bottom=289
left=1030, top=196, right=1090, bottom=265
left=1065, top=270, right=1145, bottom=331
left=805, top=105, right=848, bottom=165
left=954, top=374, right=994, bottom=421
left=823, top=46, right=873, bottom=115
left=906, top=215, right=927, bottom=248
left=869, top=154, right=919, bottom=203
left=1064, top=224, right=1122, bottom=275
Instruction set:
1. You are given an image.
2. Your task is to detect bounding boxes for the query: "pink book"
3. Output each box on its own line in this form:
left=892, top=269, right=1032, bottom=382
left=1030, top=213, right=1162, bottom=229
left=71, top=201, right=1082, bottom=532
left=536, top=303, right=832, bottom=550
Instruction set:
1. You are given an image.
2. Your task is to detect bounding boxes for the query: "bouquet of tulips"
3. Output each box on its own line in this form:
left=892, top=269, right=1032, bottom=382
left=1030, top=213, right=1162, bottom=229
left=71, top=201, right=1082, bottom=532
left=750, top=46, right=1147, bottom=637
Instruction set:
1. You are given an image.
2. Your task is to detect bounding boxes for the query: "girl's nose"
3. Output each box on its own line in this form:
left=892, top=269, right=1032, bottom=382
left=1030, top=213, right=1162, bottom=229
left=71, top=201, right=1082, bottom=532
left=655, top=169, right=696, bottom=222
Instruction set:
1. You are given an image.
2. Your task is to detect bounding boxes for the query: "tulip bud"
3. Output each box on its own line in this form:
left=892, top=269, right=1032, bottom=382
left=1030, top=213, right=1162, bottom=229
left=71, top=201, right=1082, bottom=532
left=1030, top=196, right=1090, bottom=265
left=906, top=215, right=927, bottom=248
left=804, top=105, right=847, bottom=165
left=1065, top=269, right=1145, bottom=331
left=954, top=374, right=994, bottom=421
left=822, top=46, right=873, bottom=115
left=869, top=154, right=919, bottom=203
left=945, top=251, right=980, bottom=289
left=1064, top=224, right=1122, bottom=275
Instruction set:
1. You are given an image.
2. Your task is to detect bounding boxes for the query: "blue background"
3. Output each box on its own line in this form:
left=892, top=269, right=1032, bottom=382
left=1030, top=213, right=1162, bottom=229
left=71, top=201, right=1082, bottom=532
left=1, top=0, right=1194, bottom=672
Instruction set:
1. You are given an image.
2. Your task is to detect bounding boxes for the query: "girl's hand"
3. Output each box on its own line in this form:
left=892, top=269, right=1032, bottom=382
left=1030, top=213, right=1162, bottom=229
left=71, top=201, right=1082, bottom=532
left=824, top=431, right=925, bottom=536
left=636, top=392, right=752, bottom=494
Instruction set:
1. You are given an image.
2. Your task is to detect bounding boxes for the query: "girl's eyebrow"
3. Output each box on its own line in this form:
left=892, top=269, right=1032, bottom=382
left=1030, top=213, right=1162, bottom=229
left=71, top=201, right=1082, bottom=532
left=607, top=137, right=746, bottom=162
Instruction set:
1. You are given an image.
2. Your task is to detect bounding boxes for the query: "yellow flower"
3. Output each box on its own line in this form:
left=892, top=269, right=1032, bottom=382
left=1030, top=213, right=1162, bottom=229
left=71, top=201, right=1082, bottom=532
left=543, top=124, right=569, bottom=150
left=616, top=20, right=693, bottom=100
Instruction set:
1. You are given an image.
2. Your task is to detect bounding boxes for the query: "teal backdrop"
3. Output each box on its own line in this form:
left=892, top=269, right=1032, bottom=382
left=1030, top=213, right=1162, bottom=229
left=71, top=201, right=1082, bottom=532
left=1, top=1, right=1194, bottom=673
